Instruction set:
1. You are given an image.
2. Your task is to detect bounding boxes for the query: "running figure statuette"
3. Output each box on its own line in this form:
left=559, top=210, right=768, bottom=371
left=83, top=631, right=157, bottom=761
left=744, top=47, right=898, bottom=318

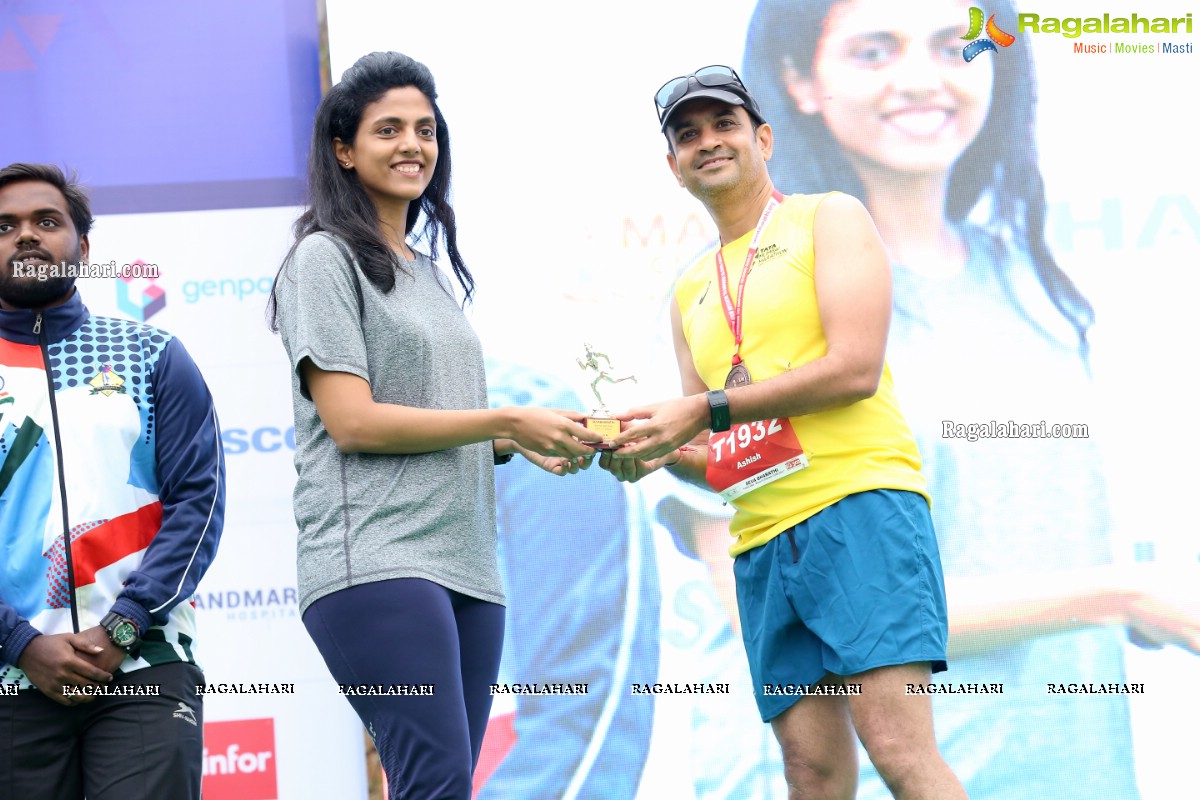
left=576, top=342, right=637, bottom=446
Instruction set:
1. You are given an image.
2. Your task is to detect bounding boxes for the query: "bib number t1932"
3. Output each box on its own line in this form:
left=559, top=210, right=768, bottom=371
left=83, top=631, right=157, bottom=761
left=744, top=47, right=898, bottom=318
left=706, top=418, right=809, bottom=502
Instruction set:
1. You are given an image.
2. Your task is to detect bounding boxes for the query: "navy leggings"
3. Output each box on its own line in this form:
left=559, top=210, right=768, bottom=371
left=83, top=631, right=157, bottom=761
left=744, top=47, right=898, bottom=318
left=303, top=578, right=505, bottom=799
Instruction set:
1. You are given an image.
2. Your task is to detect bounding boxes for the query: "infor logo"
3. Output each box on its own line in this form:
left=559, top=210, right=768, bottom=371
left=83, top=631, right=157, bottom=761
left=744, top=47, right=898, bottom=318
left=962, top=7, right=1015, bottom=61
left=201, top=718, right=277, bottom=799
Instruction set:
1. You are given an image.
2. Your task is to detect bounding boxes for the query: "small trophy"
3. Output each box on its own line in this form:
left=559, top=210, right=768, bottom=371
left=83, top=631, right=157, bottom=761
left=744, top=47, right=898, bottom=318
left=576, top=343, right=637, bottom=449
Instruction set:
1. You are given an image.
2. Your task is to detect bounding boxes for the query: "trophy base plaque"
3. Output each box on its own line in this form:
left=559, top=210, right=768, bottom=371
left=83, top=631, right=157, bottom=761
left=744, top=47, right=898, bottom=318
left=585, top=417, right=621, bottom=449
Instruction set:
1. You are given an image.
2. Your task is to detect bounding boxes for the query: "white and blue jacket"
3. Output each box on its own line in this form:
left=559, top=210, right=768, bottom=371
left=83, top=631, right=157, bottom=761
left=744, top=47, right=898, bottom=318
left=0, top=291, right=225, bottom=687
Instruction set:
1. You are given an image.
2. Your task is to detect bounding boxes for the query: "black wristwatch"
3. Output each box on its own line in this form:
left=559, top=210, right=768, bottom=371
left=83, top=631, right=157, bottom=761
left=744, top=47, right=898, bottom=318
left=706, top=389, right=731, bottom=433
left=100, top=611, right=142, bottom=658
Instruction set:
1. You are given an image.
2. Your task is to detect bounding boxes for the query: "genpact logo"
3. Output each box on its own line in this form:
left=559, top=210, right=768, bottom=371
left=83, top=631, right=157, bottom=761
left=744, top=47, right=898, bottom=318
left=181, top=276, right=274, bottom=304
left=116, top=264, right=166, bottom=322
left=962, top=7, right=1015, bottom=61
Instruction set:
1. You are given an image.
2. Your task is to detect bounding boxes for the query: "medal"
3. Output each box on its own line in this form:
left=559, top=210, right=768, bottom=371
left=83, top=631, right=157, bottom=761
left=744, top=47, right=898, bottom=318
left=715, top=189, right=785, bottom=389
left=725, top=362, right=751, bottom=388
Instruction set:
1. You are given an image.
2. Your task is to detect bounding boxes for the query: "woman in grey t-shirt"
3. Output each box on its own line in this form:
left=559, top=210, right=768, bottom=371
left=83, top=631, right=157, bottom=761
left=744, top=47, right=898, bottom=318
left=269, top=52, right=600, bottom=799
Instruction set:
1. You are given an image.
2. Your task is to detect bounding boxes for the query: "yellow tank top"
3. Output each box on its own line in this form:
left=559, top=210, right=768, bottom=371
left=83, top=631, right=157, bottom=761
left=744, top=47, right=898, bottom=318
left=674, top=193, right=929, bottom=556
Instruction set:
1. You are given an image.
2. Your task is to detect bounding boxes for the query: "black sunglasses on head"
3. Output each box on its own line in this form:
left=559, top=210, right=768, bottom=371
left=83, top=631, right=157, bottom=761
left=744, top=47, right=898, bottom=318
left=654, top=65, right=747, bottom=119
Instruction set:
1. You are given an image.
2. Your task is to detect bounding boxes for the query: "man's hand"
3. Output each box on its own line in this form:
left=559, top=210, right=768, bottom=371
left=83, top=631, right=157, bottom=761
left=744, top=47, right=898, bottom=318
left=607, top=395, right=709, bottom=463
left=74, top=625, right=130, bottom=674
left=16, top=632, right=114, bottom=706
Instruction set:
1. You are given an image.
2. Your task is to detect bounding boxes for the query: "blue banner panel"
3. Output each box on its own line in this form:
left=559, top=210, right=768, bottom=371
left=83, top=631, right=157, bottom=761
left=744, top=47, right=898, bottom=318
left=1, top=0, right=320, bottom=213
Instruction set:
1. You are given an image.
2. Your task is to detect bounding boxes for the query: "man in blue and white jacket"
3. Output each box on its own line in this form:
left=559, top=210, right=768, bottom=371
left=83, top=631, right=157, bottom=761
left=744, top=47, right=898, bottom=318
left=0, top=163, right=225, bottom=800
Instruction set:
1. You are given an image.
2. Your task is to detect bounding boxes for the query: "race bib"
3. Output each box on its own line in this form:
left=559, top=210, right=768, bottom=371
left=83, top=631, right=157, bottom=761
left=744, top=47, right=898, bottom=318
left=705, top=418, right=809, bottom=502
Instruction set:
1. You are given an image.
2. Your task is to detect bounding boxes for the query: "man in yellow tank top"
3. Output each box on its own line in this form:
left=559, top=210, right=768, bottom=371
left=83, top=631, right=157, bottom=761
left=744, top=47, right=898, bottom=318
left=600, top=66, right=966, bottom=799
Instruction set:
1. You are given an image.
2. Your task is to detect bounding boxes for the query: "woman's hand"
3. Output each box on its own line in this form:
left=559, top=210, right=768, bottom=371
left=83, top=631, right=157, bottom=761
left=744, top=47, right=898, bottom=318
left=506, top=407, right=602, bottom=459
left=497, top=436, right=593, bottom=476
left=525, top=448, right=595, bottom=477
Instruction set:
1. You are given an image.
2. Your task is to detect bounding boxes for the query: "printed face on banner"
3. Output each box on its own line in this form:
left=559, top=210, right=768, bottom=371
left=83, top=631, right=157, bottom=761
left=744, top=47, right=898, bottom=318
left=785, top=0, right=995, bottom=177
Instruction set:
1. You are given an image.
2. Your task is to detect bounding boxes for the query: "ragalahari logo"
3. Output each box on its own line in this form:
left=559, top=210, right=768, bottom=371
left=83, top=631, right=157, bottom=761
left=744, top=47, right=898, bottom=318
left=116, top=261, right=166, bottom=322
left=962, top=7, right=1016, bottom=61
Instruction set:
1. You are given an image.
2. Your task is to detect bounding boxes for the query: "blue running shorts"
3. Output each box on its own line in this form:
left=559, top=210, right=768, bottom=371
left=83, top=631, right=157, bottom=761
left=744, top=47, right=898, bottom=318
left=733, top=489, right=949, bottom=721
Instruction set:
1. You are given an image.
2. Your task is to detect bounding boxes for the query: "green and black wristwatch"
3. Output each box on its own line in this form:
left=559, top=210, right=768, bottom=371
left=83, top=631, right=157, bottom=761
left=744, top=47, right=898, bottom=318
left=100, top=611, right=142, bottom=659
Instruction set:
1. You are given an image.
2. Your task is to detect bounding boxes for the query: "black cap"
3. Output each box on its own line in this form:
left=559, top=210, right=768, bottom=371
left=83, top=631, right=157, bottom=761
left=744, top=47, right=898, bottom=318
left=657, top=72, right=766, bottom=132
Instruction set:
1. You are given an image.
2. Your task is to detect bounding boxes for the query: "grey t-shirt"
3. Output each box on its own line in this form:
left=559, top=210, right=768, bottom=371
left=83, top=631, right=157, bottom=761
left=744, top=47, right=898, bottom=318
left=275, top=232, right=501, bottom=613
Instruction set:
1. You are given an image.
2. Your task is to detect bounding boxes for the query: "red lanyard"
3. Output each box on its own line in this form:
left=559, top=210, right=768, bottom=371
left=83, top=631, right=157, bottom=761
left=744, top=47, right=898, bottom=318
left=714, top=190, right=785, bottom=367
